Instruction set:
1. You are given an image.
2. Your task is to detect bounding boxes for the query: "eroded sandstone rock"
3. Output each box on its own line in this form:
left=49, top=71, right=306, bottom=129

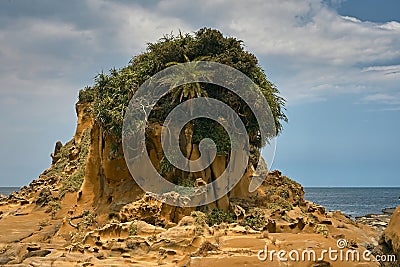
left=379, top=205, right=400, bottom=267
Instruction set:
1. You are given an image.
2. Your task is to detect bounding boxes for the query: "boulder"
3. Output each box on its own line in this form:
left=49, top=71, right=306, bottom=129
left=50, top=141, right=63, bottom=164
left=379, top=205, right=400, bottom=267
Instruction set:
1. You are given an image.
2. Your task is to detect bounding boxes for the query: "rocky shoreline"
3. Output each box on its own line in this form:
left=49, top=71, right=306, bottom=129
left=0, top=172, right=384, bottom=266
left=0, top=98, right=397, bottom=266
left=2, top=189, right=397, bottom=236
left=355, top=207, right=396, bottom=235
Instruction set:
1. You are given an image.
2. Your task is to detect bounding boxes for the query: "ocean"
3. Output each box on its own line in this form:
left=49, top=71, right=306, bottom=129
left=0, top=187, right=20, bottom=196
left=304, top=187, right=400, bottom=218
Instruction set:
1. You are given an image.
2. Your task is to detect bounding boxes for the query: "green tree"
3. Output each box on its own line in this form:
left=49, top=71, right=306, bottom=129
left=79, top=28, right=287, bottom=185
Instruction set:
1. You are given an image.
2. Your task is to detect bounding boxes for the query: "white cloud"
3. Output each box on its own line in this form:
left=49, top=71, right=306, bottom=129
left=2, top=0, right=399, bottom=105
left=1, top=0, right=400, bottom=186
left=0, top=18, right=97, bottom=96
left=204, top=0, right=400, bottom=104
left=84, top=0, right=193, bottom=55
left=109, top=0, right=400, bottom=105
left=341, top=16, right=361, bottom=23
left=361, top=93, right=400, bottom=105
left=378, top=21, right=400, bottom=30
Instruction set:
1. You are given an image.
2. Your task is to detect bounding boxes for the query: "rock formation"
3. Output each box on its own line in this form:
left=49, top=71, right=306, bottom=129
left=379, top=205, right=400, bottom=267
left=0, top=28, right=390, bottom=267
left=0, top=101, right=383, bottom=266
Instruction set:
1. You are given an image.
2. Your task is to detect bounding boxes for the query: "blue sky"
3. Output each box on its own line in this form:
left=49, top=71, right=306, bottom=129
left=0, top=0, right=399, bottom=187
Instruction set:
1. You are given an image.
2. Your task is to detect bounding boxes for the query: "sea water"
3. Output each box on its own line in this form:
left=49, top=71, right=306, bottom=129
left=0, top=187, right=20, bottom=196
left=305, top=187, right=400, bottom=217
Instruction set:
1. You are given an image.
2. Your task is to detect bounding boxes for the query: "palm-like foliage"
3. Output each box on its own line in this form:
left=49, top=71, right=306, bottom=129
left=161, top=54, right=209, bottom=104
left=157, top=55, right=213, bottom=167
left=77, top=28, right=287, bottom=171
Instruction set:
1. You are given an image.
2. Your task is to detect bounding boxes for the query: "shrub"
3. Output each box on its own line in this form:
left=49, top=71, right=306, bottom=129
left=242, top=208, right=265, bottom=230
left=159, top=156, right=175, bottom=176
left=191, top=211, right=207, bottom=235
left=80, top=210, right=96, bottom=229
left=46, top=200, right=61, bottom=219
left=265, top=187, right=277, bottom=200
left=206, top=208, right=235, bottom=226
left=78, top=86, right=95, bottom=103
left=314, top=224, right=329, bottom=238
left=67, top=210, right=96, bottom=252
left=59, top=129, right=91, bottom=198
left=266, top=197, right=293, bottom=213
left=128, top=222, right=138, bottom=236
left=278, top=188, right=290, bottom=199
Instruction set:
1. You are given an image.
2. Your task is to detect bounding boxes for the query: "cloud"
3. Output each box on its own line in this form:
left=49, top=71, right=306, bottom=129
left=1, top=0, right=399, bottom=104
left=378, top=21, right=400, bottom=30
left=84, top=0, right=192, bottom=55
left=0, top=0, right=400, bottom=185
left=362, top=65, right=400, bottom=76
left=361, top=93, right=400, bottom=105
left=222, top=2, right=400, bottom=104
left=115, top=0, right=400, bottom=105
left=0, top=18, right=97, bottom=96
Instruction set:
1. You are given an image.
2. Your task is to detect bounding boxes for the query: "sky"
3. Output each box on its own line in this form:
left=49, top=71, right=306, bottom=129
left=0, top=0, right=399, bottom=187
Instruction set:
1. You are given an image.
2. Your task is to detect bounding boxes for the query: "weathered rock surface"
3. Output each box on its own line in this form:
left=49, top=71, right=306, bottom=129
left=356, top=212, right=392, bottom=235
left=379, top=205, right=400, bottom=267
left=0, top=101, right=385, bottom=266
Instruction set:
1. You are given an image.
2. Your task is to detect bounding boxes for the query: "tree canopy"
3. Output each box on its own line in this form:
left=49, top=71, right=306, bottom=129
left=78, top=28, right=287, bottom=166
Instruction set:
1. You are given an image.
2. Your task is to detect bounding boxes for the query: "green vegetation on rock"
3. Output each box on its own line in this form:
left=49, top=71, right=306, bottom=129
left=205, top=208, right=235, bottom=226
left=191, top=211, right=208, bottom=235
left=241, top=207, right=266, bottom=230
left=77, top=28, right=287, bottom=185
left=78, top=29, right=286, bottom=144
left=59, top=128, right=91, bottom=198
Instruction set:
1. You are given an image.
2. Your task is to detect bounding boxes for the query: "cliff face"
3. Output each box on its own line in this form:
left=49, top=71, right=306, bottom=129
left=380, top=206, right=400, bottom=266
left=76, top=102, right=303, bottom=223
left=2, top=100, right=306, bottom=225
left=78, top=106, right=143, bottom=215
